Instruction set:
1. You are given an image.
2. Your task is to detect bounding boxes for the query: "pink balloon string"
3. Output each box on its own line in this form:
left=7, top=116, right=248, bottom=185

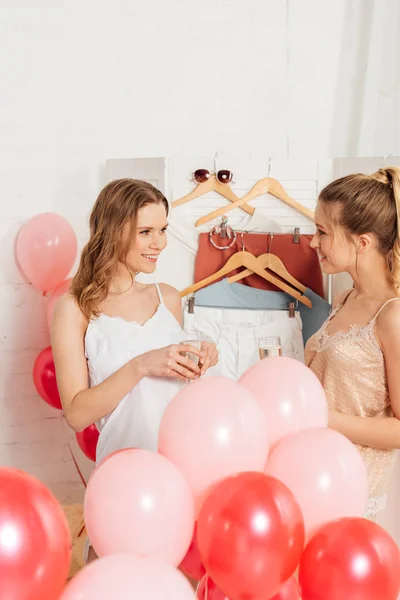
left=196, top=576, right=208, bottom=599
left=60, top=414, right=87, bottom=538
left=61, top=413, right=88, bottom=488
left=76, top=523, right=86, bottom=538
left=67, top=440, right=88, bottom=489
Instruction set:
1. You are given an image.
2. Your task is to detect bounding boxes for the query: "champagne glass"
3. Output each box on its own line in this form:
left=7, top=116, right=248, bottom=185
left=180, top=334, right=202, bottom=381
left=180, top=337, right=202, bottom=366
left=258, top=336, right=282, bottom=359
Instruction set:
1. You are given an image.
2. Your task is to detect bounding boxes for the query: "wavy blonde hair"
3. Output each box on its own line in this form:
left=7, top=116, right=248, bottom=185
left=71, top=179, right=169, bottom=320
left=319, top=166, right=400, bottom=292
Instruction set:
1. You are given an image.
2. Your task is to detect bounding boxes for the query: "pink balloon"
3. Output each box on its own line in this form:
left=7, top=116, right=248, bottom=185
left=84, top=448, right=195, bottom=566
left=158, top=377, right=269, bottom=513
left=16, top=213, right=77, bottom=292
left=95, top=447, right=138, bottom=471
left=240, top=357, right=328, bottom=448
left=60, top=554, right=196, bottom=600
left=266, top=428, right=368, bottom=538
left=47, top=278, right=72, bottom=329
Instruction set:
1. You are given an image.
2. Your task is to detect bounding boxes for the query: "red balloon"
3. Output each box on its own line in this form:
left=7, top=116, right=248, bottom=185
left=33, top=346, right=62, bottom=409
left=299, top=517, right=400, bottom=600
left=270, top=576, right=301, bottom=599
left=76, top=424, right=100, bottom=462
left=196, top=569, right=301, bottom=600
left=196, top=573, right=301, bottom=600
left=179, top=522, right=206, bottom=581
left=197, top=472, right=305, bottom=600
left=0, top=468, right=71, bottom=600
left=196, top=574, right=231, bottom=599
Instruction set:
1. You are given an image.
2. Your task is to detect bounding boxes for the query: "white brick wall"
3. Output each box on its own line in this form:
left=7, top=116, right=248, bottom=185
left=1, top=0, right=399, bottom=505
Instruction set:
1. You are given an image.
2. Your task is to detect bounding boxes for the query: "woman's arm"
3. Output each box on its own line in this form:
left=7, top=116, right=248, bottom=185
left=51, top=295, right=147, bottom=432
left=328, top=412, right=400, bottom=449
left=328, top=300, right=400, bottom=449
left=51, top=293, right=201, bottom=432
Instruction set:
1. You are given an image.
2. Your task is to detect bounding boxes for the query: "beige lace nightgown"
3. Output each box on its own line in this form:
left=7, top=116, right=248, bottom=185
left=305, top=293, right=399, bottom=521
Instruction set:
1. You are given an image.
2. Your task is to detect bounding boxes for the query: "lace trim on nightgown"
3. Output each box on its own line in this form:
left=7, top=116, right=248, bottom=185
left=316, top=305, right=381, bottom=354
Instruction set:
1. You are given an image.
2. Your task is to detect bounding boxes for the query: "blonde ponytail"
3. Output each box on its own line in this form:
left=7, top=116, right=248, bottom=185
left=383, top=167, right=400, bottom=292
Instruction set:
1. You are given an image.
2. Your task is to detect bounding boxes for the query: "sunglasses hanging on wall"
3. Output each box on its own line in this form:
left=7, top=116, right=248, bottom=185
left=192, top=168, right=233, bottom=185
left=172, top=153, right=254, bottom=215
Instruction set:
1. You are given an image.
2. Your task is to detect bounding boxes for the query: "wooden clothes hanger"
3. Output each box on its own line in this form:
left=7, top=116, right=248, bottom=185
left=228, top=251, right=307, bottom=294
left=180, top=249, right=312, bottom=307
left=172, top=174, right=255, bottom=216
left=195, top=177, right=315, bottom=226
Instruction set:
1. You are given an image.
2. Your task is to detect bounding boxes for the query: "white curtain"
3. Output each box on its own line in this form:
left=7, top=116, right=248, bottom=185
left=330, top=0, right=400, bottom=157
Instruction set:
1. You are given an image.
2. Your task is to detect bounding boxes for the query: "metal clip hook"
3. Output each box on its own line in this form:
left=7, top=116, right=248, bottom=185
left=209, top=215, right=236, bottom=250
left=293, top=227, right=300, bottom=244
left=188, top=296, right=195, bottom=314
left=220, top=215, right=228, bottom=239
left=267, top=233, right=273, bottom=253
left=213, top=151, right=219, bottom=174
left=268, top=157, right=272, bottom=178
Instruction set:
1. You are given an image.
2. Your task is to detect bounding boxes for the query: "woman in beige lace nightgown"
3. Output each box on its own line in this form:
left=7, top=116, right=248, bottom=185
left=305, top=167, right=400, bottom=523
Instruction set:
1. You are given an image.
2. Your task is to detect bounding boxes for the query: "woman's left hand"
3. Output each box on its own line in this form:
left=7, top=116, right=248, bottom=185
left=199, top=341, right=218, bottom=376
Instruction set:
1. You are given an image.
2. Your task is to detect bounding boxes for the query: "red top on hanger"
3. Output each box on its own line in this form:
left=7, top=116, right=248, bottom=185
left=194, top=232, right=324, bottom=298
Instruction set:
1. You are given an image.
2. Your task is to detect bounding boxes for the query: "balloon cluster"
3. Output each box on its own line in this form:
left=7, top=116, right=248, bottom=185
left=60, top=359, right=400, bottom=600
left=16, top=213, right=99, bottom=463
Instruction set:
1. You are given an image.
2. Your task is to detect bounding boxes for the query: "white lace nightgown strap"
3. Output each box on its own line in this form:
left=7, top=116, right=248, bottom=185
left=84, top=282, right=185, bottom=464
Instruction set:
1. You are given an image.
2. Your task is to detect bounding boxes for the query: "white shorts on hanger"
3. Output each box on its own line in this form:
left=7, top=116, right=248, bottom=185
left=183, top=305, right=305, bottom=381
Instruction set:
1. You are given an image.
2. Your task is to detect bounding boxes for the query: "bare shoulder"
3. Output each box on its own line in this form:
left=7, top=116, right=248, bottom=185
left=333, top=288, right=353, bottom=309
left=375, top=298, right=400, bottom=355
left=158, top=283, right=182, bottom=324
left=159, top=283, right=181, bottom=304
left=376, top=298, right=400, bottom=330
left=54, top=292, right=84, bottom=318
left=52, top=293, right=87, bottom=333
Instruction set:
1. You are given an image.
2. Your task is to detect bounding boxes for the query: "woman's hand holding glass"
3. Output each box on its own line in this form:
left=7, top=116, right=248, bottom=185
left=181, top=333, right=219, bottom=377
left=198, top=341, right=219, bottom=375
left=134, top=344, right=203, bottom=381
